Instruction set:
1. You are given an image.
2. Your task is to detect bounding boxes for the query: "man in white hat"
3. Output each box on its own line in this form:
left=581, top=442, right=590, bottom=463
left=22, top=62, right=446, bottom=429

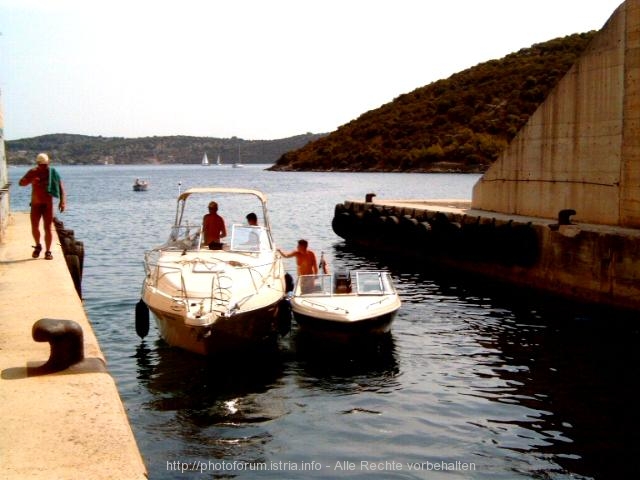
left=18, top=152, right=66, bottom=259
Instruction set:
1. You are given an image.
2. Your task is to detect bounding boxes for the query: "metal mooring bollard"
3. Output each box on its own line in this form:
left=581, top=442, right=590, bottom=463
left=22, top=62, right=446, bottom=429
left=558, top=209, right=576, bottom=225
left=32, top=318, right=84, bottom=372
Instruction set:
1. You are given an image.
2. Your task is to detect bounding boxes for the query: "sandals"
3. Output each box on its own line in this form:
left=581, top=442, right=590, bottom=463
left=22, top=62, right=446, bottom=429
left=31, top=244, right=53, bottom=260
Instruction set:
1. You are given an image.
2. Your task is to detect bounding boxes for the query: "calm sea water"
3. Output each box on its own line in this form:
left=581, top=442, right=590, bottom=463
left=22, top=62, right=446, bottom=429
left=8, top=164, right=640, bottom=479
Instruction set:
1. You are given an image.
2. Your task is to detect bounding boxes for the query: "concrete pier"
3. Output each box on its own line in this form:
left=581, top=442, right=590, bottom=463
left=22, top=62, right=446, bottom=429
left=332, top=198, right=640, bottom=311
left=0, top=213, right=147, bottom=479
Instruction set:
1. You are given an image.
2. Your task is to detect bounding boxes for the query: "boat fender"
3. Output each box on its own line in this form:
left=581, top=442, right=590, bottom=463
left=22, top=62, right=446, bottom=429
left=334, top=203, right=348, bottom=216
left=512, top=222, right=539, bottom=266
left=332, top=212, right=353, bottom=239
left=374, top=215, right=388, bottom=240
left=285, top=272, right=294, bottom=293
left=135, top=299, right=150, bottom=339
left=64, top=254, right=82, bottom=299
left=74, top=240, right=85, bottom=277
left=380, top=215, right=399, bottom=243
left=384, top=215, right=399, bottom=225
left=400, top=215, right=420, bottom=247
left=416, top=221, right=432, bottom=245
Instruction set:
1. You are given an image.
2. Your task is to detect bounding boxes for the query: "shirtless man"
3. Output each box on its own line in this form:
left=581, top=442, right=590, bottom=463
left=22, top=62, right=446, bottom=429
left=19, top=153, right=66, bottom=260
left=278, top=239, right=318, bottom=275
left=202, top=201, right=226, bottom=249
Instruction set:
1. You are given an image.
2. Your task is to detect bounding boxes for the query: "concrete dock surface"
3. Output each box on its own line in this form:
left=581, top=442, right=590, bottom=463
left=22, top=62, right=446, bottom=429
left=0, top=212, right=147, bottom=479
left=363, top=197, right=640, bottom=236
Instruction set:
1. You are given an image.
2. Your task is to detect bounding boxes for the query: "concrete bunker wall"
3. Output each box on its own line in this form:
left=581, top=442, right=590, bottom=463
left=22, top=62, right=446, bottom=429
left=472, top=0, right=640, bottom=229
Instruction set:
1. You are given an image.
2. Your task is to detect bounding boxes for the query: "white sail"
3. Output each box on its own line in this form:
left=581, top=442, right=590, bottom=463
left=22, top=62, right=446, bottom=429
left=233, top=144, right=244, bottom=168
left=202, top=153, right=209, bottom=166
left=216, top=154, right=222, bottom=165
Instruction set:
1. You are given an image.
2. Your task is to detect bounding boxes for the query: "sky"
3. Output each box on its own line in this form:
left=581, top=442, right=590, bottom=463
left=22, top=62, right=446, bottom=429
left=0, top=0, right=626, bottom=141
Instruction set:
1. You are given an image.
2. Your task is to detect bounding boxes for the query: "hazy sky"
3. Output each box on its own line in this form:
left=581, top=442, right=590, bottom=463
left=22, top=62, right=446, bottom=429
left=0, top=0, right=625, bottom=140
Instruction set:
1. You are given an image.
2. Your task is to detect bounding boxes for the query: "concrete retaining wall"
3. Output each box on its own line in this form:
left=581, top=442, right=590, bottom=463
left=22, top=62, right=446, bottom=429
left=472, top=0, right=640, bottom=229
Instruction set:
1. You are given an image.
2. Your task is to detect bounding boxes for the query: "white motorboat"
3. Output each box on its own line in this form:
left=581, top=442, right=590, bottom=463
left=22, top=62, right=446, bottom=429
left=138, top=187, right=289, bottom=355
left=290, top=270, right=401, bottom=335
left=133, top=179, right=149, bottom=191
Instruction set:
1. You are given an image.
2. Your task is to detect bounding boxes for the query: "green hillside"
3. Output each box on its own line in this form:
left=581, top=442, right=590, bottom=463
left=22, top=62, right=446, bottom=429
left=6, top=133, right=325, bottom=165
left=270, top=32, right=596, bottom=173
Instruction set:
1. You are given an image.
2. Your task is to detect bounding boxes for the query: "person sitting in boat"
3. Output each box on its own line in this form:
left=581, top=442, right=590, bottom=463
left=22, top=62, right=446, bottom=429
left=246, top=212, right=258, bottom=227
left=278, top=239, right=318, bottom=292
left=244, top=212, right=261, bottom=247
left=203, top=201, right=227, bottom=250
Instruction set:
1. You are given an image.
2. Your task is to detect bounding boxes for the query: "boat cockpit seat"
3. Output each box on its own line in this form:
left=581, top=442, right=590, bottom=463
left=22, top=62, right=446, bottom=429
left=334, top=271, right=352, bottom=294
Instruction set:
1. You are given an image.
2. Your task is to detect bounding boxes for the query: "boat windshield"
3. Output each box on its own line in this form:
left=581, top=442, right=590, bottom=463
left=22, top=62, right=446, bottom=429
left=295, top=271, right=396, bottom=296
left=229, top=224, right=271, bottom=252
left=354, top=271, right=395, bottom=295
left=164, top=223, right=201, bottom=250
left=295, top=274, right=333, bottom=296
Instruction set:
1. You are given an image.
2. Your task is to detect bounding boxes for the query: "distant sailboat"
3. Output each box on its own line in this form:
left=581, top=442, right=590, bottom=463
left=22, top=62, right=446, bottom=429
left=201, top=153, right=209, bottom=166
left=233, top=144, right=244, bottom=168
left=216, top=154, right=222, bottom=166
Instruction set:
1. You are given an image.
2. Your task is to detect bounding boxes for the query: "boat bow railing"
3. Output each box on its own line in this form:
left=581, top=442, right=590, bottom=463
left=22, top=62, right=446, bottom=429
left=145, top=251, right=283, bottom=317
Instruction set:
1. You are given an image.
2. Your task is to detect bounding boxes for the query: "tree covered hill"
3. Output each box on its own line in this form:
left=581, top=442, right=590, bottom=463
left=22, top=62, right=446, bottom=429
left=270, top=32, right=597, bottom=173
left=6, top=132, right=326, bottom=165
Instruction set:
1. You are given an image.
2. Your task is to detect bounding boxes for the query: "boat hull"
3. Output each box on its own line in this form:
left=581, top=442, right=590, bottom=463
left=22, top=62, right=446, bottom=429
left=292, top=308, right=398, bottom=335
left=149, top=299, right=285, bottom=355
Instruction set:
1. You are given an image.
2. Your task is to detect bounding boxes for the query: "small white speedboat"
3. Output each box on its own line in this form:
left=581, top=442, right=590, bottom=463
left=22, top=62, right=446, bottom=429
left=133, top=179, right=149, bottom=191
left=290, top=270, right=401, bottom=334
left=138, top=187, right=289, bottom=355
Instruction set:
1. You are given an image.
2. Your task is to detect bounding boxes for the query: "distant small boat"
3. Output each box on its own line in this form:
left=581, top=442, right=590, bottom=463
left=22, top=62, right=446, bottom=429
left=216, top=154, right=222, bottom=166
left=201, top=153, right=209, bottom=166
left=133, top=179, right=149, bottom=191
